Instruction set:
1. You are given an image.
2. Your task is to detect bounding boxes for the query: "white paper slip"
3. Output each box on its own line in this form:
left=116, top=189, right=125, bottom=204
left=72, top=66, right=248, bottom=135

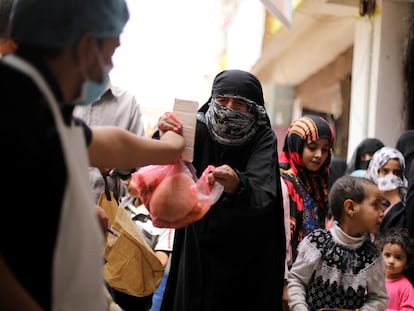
left=173, top=98, right=198, bottom=162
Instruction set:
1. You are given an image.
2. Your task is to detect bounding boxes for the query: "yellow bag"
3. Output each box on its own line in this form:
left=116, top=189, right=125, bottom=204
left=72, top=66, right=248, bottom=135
left=98, top=189, right=164, bottom=297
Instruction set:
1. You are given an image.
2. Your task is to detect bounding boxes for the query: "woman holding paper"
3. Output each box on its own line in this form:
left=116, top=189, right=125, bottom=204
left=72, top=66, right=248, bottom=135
left=156, top=69, right=286, bottom=311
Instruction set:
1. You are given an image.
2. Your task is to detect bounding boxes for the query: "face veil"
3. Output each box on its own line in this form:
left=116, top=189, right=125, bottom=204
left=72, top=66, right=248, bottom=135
left=203, top=69, right=270, bottom=146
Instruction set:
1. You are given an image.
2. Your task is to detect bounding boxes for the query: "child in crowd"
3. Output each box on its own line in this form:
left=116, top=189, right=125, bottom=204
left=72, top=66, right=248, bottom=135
left=288, top=175, right=389, bottom=311
left=376, top=228, right=414, bottom=310
left=279, top=114, right=335, bottom=262
left=279, top=114, right=335, bottom=310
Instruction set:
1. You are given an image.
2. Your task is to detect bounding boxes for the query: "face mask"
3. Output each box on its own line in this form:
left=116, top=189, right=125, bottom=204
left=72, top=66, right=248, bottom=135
left=377, top=174, right=404, bottom=192
left=359, top=159, right=370, bottom=170
left=205, top=100, right=257, bottom=146
left=73, top=43, right=111, bottom=106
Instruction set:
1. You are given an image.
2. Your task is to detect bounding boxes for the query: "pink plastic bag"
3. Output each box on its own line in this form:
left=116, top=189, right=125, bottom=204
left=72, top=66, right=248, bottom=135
left=132, top=161, right=223, bottom=228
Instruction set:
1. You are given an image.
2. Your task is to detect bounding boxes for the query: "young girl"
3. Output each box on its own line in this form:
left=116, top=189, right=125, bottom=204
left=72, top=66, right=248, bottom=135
left=377, top=228, right=414, bottom=310
left=279, top=114, right=335, bottom=310
left=288, top=175, right=389, bottom=311
left=279, top=114, right=335, bottom=263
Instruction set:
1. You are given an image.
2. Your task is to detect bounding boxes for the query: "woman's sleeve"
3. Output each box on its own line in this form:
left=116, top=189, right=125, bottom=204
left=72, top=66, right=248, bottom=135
left=235, top=128, right=278, bottom=207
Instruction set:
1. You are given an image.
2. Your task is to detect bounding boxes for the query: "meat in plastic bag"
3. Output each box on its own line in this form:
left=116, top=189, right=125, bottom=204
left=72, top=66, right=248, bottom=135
left=131, top=160, right=223, bottom=228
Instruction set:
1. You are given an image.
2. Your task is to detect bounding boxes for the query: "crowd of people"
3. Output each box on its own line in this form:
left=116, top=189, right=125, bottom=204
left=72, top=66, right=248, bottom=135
left=276, top=113, right=414, bottom=310
left=1, top=0, right=414, bottom=310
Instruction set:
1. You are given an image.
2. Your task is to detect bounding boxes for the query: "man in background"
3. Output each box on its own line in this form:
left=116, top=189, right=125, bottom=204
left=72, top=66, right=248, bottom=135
left=74, top=80, right=146, bottom=202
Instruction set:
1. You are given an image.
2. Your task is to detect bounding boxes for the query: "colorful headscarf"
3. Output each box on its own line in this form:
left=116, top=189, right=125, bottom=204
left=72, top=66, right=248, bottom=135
left=279, top=114, right=335, bottom=202
left=279, top=114, right=335, bottom=262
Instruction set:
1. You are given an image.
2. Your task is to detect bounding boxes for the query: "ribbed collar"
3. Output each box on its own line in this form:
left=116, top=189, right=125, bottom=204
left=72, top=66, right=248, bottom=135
left=330, top=222, right=365, bottom=249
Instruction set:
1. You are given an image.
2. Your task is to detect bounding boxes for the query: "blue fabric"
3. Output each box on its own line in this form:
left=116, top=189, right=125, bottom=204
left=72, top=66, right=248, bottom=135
left=350, top=169, right=366, bottom=177
left=149, top=272, right=168, bottom=311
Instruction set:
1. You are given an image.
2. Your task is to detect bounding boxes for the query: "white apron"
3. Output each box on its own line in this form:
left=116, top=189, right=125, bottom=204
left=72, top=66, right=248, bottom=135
left=3, top=55, right=106, bottom=311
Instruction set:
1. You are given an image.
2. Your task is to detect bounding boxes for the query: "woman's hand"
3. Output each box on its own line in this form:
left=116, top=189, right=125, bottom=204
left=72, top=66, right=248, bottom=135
left=207, top=165, right=240, bottom=194
left=158, top=112, right=182, bottom=137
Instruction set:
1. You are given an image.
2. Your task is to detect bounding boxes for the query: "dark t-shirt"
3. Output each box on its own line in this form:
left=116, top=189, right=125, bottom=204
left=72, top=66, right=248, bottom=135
left=0, top=52, right=91, bottom=309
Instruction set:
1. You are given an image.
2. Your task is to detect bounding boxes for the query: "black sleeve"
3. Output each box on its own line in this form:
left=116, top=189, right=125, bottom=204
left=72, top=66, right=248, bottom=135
left=73, top=117, right=92, bottom=145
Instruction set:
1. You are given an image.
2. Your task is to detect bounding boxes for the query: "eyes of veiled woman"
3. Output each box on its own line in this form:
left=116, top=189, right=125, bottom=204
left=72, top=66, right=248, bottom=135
left=378, top=167, right=402, bottom=177
left=378, top=159, right=403, bottom=177
left=214, top=96, right=250, bottom=113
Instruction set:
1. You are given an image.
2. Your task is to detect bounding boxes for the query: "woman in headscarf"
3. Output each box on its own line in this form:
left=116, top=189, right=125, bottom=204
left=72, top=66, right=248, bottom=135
left=279, top=114, right=335, bottom=263
left=367, top=146, right=408, bottom=238
left=156, top=69, right=286, bottom=311
left=344, top=137, right=385, bottom=177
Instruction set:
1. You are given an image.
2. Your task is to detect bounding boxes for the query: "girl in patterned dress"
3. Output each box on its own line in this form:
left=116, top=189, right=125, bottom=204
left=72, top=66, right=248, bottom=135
left=279, top=114, right=335, bottom=309
left=279, top=114, right=335, bottom=263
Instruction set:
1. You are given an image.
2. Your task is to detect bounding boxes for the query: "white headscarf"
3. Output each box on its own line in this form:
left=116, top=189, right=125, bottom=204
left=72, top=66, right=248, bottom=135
left=367, top=146, right=408, bottom=200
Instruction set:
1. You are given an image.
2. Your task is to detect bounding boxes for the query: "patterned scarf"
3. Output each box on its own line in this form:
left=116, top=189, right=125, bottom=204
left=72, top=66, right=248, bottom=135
left=202, top=69, right=270, bottom=146
left=205, top=100, right=268, bottom=146
left=279, top=114, right=335, bottom=261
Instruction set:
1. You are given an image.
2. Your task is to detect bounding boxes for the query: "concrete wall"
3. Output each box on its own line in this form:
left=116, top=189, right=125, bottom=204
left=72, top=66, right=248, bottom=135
left=347, top=0, right=412, bottom=160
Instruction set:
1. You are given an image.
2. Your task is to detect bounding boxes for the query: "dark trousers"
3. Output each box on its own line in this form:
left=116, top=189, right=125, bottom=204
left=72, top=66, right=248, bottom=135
left=112, top=288, right=153, bottom=311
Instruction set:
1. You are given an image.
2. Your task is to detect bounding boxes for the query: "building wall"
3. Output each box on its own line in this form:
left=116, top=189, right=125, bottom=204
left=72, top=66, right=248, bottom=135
left=348, top=0, right=412, bottom=159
